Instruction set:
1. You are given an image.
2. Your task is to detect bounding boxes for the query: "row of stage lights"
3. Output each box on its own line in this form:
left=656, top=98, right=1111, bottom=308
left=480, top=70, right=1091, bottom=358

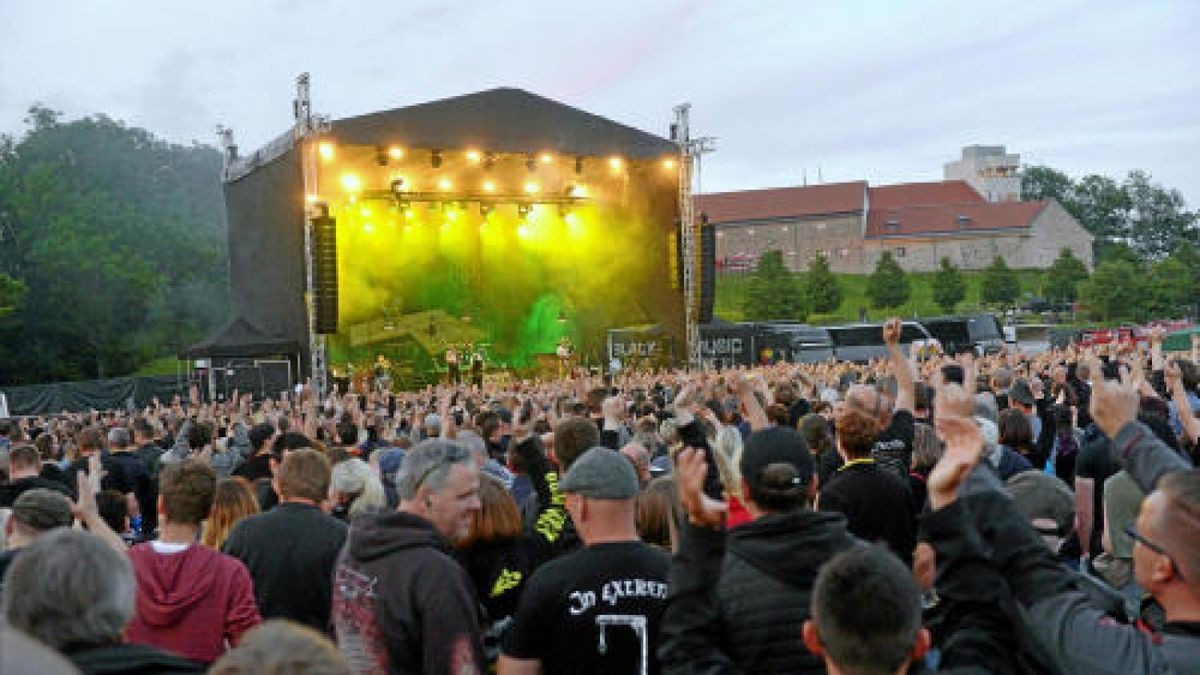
left=315, top=142, right=678, bottom=174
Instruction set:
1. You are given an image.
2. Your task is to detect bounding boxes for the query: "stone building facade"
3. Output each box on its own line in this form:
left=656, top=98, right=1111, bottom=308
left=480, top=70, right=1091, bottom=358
left=700, top=150, right=1093, bottom=274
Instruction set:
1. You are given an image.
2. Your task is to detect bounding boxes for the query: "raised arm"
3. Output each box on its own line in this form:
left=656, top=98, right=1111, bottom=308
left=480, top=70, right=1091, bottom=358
left=883, top=318, right=916, bottom=413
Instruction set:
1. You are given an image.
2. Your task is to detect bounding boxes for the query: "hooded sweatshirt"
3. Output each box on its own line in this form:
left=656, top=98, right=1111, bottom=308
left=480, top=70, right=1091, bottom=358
left=125, top=543, right=261, bottom=664
left=332, top=511, right=485, bottom=675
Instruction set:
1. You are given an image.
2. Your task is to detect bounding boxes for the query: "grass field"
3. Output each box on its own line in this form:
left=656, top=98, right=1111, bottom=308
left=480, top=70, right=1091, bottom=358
left=714, top=269, right=1048, bottom=323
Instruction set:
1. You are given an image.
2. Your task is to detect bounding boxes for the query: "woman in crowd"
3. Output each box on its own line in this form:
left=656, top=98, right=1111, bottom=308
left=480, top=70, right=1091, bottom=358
left=201, top=477, right=259, bottom=550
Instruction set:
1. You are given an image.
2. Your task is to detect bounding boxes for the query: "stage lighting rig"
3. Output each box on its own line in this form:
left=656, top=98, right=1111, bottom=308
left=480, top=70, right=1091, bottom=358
left=431, top=149, right=442, bottom=168
left=390, top=178, right=406, bottom=194
left=574, top=156, right=584, bottom=175
left=375, top=146, right=388, bottom=166
left=526, top=154, right=537, bottom=172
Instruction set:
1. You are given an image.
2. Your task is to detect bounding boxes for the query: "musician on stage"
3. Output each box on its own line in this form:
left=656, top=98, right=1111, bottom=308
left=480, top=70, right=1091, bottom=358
left=373, top=354, right=393, bottom=394
left=556, top=337, right=573, bottom=379
left=469, top=345, right=484, bottom=388
left=446, top=345, right=460, bottom=385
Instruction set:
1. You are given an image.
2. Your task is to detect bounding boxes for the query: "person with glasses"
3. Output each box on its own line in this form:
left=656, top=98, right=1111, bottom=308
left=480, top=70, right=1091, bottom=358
left=928, top=366, right=1200, bottom=673
left=332, top=439, right=485, bottom=675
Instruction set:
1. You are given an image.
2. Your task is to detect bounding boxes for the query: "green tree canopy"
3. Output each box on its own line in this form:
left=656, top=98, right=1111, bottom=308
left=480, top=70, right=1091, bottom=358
left=1079, top=260, right=1147, bottom=323
left=1043, top=248, right=1089, bottom=305
left=804, top=253, right=841, bottom=314
left=744, top=250, right=805, bottom=320
left=866, top=251, right=909, bottom=310
left=980, top=256, right=1020, bottom=307
left=0, top=105, right=228, bottom=384
left=931, top=257, right=966, bottom=313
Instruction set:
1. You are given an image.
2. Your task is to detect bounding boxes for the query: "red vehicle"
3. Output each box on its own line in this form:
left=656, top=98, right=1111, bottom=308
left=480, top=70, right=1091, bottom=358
left=1077, top=327, right=1149, bottom=348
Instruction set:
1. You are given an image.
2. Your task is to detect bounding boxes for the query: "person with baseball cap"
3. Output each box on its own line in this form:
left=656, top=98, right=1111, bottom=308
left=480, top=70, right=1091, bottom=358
left=499, top=447, right=670, bottom=675
left=660, top=397, right=859, bottom=674
left=0, top=487, right=74, bottom=584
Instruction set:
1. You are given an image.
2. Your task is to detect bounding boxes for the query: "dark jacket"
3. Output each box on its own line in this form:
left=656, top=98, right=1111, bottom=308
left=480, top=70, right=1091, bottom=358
left=64, top=643, right=204, bottom=675
left=332, top=511, right=485, bottom=675
left=957, top=421, right=1199, bottom=673
left=659, top=511, right=859, bottom=674
left=222, top=502, right=348, bottom=632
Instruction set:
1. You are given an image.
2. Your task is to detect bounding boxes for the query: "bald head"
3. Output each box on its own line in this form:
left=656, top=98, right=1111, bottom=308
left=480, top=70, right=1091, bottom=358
left=1151, top=470, right=1200, bottom=587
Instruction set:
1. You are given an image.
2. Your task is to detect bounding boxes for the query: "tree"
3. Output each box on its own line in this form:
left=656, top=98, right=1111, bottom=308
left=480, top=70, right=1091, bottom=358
left=0, top=272, right=25, bottom=316
left=804, top=253, right=841, bottom=314
left=980, top=256, right=1020, bottom=307
left=866, top=251, right=909, bottom=310
left=1079, top=260, right=1148, bottom=323
left=743, top=250, right=804, bottom=320
left=931, top=257, right=966, bottom=313
left=1021, top=166, right=1073, bottom=203
left=1124, top=170, right=1199, bottom=259
left=0, top=106, right=228, bottom=384
left=1148, top=242, right=1200, bottom=318
left=1043, top=248, right=1089, bottom=306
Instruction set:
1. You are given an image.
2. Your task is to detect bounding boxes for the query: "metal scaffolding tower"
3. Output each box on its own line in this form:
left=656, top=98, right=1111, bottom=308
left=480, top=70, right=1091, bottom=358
left=672, top=103, right=715, bottom=369
left=293, top=73, right=332, bottom=399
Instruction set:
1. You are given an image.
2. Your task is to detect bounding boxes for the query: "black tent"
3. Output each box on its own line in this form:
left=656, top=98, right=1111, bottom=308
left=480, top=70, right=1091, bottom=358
left=181, top=316, right=299, bottom=359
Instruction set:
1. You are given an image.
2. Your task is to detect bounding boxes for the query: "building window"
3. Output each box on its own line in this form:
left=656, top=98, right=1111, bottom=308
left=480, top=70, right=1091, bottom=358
left=895, top=247, right=906, bottom=257
left=885, top=219, right=899, bottom=230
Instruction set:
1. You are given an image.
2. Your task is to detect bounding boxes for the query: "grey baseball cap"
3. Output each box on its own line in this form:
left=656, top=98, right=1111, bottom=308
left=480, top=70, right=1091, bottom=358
left=559, top=447, right=639, bottom=500
left=12, top=488, right=74, bottom=531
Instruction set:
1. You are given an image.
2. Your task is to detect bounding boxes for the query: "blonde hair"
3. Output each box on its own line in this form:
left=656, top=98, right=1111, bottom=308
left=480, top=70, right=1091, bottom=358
left=712, top=426, right=744, bottom=499
left=202, top=477, right=260, bottom=549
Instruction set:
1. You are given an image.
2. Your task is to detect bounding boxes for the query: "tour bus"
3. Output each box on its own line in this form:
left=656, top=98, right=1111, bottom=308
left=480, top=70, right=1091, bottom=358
left=919, top=314, right=1006, bottom=355
left=825, top=321, right=937, bottom=363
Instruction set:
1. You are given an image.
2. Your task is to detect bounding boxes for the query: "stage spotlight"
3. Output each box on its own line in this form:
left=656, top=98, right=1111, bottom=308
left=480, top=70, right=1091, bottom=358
left=518, top=203, right=532, bottom=218
left=524, top=181, right=539, bottom=195
left=663, top=157, right=677, bottom=170
left=482, top=180, right=496, bottom=193
left=388, top=146, right=404, bottom=160
left=466, top=149, right=482, bottom=163
left=317, top=142, right=335, bottom=161
left=438, top=177, right=453, bottom=191
left=305, top=193, right=319, bottom=204
left=540, top=152, right=554, bottom=164
left=609, top=156, right=623, bottom=172
left=375, top=146, right=388, bottom=166
left=340, top=173, right=362, bottom=192
left=360, top=207, right=371, bottom=218
left=390, top=178, right=406, bottom=194
left=483, top=152, right=495, bottom=170
left=526, top=154, right=537, bottom=172
left=431, top=149, right=442, bottom=168
left=575, top=156, right=584, bottom=175
left=517, top=223, right=531, bottom=239
left=566, top=184, right=586, bottom=199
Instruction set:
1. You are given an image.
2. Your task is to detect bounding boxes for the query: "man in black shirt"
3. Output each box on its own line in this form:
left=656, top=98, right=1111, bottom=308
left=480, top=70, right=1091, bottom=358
left=818, top=407, right=916, bottom=565
left=67, top=426, right=134, bottom=503
left=223, top=449, right=347, bottom=631
left=233, top=423, right=277, bottom=483
left=847, top=318, right=917, bottom=482
left=500, top=447, right=669, bottom=675
left=0, top=445, right=75, bottom=507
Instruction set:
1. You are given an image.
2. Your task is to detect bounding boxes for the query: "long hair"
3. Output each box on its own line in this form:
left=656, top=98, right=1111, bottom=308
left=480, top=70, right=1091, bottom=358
left=201, top=477, right=260, bottom=549
left=457, top=473, right=522, bottom=549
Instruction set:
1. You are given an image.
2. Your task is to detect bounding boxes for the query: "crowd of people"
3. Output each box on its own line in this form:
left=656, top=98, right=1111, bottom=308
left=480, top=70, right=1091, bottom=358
left=1, top=319, right=1198, bottom=674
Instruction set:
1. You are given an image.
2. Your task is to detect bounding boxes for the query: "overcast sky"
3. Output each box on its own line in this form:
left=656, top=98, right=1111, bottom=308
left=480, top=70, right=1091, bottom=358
left=2, top=0, right=1197, bottom=203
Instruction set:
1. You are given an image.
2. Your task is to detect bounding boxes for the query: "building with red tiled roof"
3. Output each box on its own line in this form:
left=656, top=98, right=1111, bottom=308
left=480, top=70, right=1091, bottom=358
left=703, top=146, right=1093, bottom=274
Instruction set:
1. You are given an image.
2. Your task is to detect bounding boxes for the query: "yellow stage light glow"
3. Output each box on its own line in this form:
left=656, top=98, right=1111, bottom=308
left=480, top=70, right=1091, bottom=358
left=570, top=185, right=587, bottom=198
left=438, top=178, right=453, bottom=191
left=360, top=207, right=371, bottom=218
left=482, top=180, right=497, bottom=193
left=539, top=153, right=554, bottom=164
left=517, top=223, right=531, bottom=239
left=363, top=222, right=375, bottom=233
left=609, top=156, right=623, bottom=172
left=524, top=182, right=540, bottom=194
left=388, top=146, right=404, bottom=160
left=341, top=173, right=362, bottom=192
left=305, top=193, right=319, bottom=204
left=663, top=158, right=677, bottom=170
left=466, top=149, right=482, bottom=163
left=317, top=142, right=335, bottom=161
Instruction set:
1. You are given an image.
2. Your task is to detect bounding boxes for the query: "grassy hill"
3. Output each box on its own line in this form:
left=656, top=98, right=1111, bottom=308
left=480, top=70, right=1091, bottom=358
left=715, top=269, right=1048, bottom=323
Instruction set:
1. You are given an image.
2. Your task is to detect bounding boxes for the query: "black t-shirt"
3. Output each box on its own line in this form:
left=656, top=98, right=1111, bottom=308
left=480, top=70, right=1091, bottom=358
left=1076, top=435, right=1121, bottom=553
left=234, top=453, right=274, bottom=482
left=68, top=454, right=133, bottom=495
left=0, top=475, right=77, bottom=507
left=818, top=460, right=916, bottom=565
left=871, top=410, right=915, bottom=481
left=503, top=541, right=670, bottom=675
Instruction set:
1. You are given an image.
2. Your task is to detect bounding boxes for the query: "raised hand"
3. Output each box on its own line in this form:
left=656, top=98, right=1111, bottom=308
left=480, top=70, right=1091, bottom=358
left=929, top=416, right=984, bottom=510
left=676, top=447, right=727, bottom=529
left=1089, top=372, right=1140, bottom=440
left=882, top=317, right=902, bottom=347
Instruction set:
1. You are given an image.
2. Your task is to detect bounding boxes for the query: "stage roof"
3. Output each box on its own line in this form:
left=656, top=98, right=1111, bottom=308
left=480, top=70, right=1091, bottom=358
left=329, top=87, right=678, bottom=159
